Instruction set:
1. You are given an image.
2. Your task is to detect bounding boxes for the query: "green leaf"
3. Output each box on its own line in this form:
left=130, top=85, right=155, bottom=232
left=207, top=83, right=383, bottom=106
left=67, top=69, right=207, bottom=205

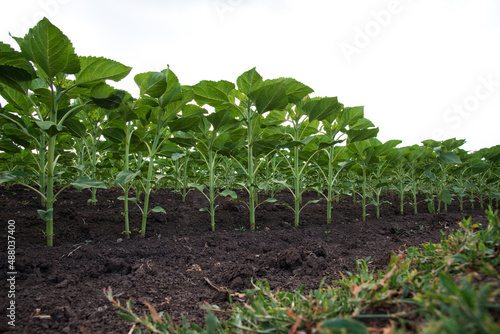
left=14, top=17, right=80, bottom=78
left=192, top=80, right=235, bottom=107
left=71, top=177, right=107, bottom=190
left=253, top=82, right=288, bottom=113
left=338, top=106, right=364, bottom=128
left=0, top=85, right=32, bottom=111
left=134, top=71, right=167, bottom=98
left=75, top=56, right=131, bottom=87
left=263, top=198, right=277, bottom=203
left=168, top=115, right=200, bottom=132
left=115, top=170, right=140, bottom=185
left=188, top=183, right=205, bottom=193
left=63, top=118, right=86, bottom=138
left=347, top=127, right=379, bottom=143
left=220, top=189, right=237, bottom=199
left=319, top=318, right=368, bottom=334
left=0, top=171, right=21, bottom=183
left=374, top=140, right=402, bottom=156
left=102, top=127, right=126, bottom=143
left=151, top=206, right=166, bottom=214
left=91, top=90, right=125, bottom=110
left=279, top=77, right=314, bottom=104
left=0, top=139, right=21, bottom=153
left=236, top=67, right=263, bottom=95
left=438, top=189, right=453, bottom=205
left=37, top=209, right=53, bottom=223
left=89, top=82, right=117, bottom=99
left=438, top=151, right=462, bottom=164
left=305, top=199, right=321, bottom=206
left=171, top=152, right=186, bottom=161
left=34, top=120, right=65, bottom=137
left=0, top=42, right=37, bottom=93
left=159, top=68, right=183, bottom=106
left=303, top=97, right=341, bottom=122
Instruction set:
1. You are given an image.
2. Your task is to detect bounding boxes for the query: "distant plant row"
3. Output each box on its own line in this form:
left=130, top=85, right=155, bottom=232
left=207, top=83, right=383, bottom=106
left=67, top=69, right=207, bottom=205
left=1, top=18, right=499, bottom=246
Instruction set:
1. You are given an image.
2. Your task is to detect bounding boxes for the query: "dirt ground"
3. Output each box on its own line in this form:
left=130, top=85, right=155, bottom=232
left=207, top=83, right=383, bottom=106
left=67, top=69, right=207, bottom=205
left=0, top=184, right=494, bottom=333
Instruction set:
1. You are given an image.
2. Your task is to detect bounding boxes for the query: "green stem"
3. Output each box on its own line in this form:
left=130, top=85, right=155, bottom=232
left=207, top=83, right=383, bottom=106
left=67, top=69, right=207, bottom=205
left=294, top=144, right=300, bottom=227
left=123, top=122, right=131, bottom=239
left=209, top=150, right=216, bottom=231
left=247, top=108, right=256, bottom=230
left=39, top=133, right=46, bottom=206
left=326, top=146, right=334, bottom=224
left=362, top=166, right=367, bottom=222
left=90, top=132, right=98, bottom=204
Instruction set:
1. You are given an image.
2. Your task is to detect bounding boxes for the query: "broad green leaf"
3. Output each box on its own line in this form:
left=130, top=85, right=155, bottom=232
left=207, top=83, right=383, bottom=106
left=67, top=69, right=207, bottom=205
left=338, top=106, right=364, bottom=128
left=91, top=90, right=126, bottom=110
left=253, top=82, right=288, bottom=114
left=102, top=127, right=126, bottom=143
left=0, top=139, right=21, bottom=153
left=76, top=56, right=131, bottom=87
left=134, top=71, right=167, bottom=98
left=169, top=131, right=197, bottom=148
left=35, top=120, right=65, bottom=137
left=263, top=77, right=313, bottom=104
left=374, top=139, right=402, bottom=156
left=438, top=151, right=461, bottom=164
left=0, top=85, right=32, bottom=111
left=115, top=170, right=140, bottom=185
left=151, top=206, right=166, bottom=214
left=0, top=42, right=37, bottom=93
left=189, top=183, right=205, bottom=193
left=347, top=127, right=379, bottom=144
left=168, top=115, right=200, bottom=132
left=89, top=82, right=117, bottom=99
left=438, top=189, right=453, bottom=205
left=14, top=17, right=80, bottom=78
left=236, top=67, right=263, bottom=95
left=0, top=171, right=24, bottom=183
left=37, top=208, right=53, bottom=223
left=71, top=177, right=107, bottom=190
left=206, top=108, right=239, bottom=132
left=192, top=80, right=234, bottom=107
left=171, top=153, right=186, bottom=161
left=303, top=97, right=341, bottom=122
left=220, top=189, right=237, bottom=199
left=63, top=118, right=86, bottom=138
left=159, top=68, right=183, bottom=106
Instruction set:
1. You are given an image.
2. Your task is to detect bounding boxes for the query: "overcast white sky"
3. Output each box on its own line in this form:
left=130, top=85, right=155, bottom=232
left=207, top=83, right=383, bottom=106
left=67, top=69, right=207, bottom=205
left=1, top=0, right=499, bottom=152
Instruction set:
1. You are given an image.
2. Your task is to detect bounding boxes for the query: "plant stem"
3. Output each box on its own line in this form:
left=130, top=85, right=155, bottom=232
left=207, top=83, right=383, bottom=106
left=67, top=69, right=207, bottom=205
left=362, top=165, right=367, bottom=222
left=209, top=150, right=216, bottom=231
left=123, top=121, right=131, bottom=239
left=247, top=107, right=256, bottom=230
left=326, top=146, right=334, bottom=224
left=294, top=143, right=300, bottom=227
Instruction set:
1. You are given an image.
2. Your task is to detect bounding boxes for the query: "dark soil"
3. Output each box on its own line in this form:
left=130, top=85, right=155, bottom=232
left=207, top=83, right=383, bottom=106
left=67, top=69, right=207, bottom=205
left=0, top=184, right=494, bottom=333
